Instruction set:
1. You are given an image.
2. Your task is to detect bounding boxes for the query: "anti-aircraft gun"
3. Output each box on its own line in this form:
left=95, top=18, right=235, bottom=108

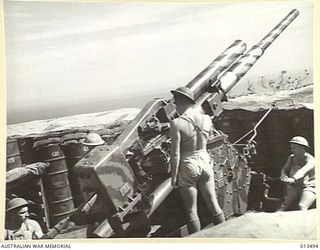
left=72, top=9, right=299, bottom=237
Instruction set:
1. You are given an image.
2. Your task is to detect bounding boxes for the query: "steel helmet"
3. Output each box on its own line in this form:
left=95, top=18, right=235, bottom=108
left=6, top=198, right=29, bottom=212
left=289, top=136, right=310, bottom=148
left=82, top=133, right=105, bottom=146
left=171, top=87, right=195, bottom=104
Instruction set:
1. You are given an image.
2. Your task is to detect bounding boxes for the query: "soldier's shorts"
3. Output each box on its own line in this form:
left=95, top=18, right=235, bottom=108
left=178, top=149, right=214, bottom=188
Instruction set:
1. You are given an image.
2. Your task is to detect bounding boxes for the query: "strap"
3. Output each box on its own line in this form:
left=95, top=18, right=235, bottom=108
left=180, top=115, right=210, bottom=134
left=180, top=115, right=210, bottom=144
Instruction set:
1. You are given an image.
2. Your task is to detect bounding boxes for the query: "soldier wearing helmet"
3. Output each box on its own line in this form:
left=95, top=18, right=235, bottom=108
left=5, top=197, right=43, bottom=240
left=280, top=136, right=315, bottom=211
left=170, top=87, right=225, bottom=234
left=81, top=132, right=105, bottom=150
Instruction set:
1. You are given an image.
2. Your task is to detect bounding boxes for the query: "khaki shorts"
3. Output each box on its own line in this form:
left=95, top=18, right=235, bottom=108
left=178, top=149, right=214, bottom=188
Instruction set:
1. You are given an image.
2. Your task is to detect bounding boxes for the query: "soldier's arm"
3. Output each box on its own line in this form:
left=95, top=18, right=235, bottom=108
left=30, top=220, right=44, bottom=239
left=205, top=115, right=213, bottom=135
left=170, top=120, right=181, bottom=187
left=6, top=162, right=50, bottom=190
left=292, top=154, right=314, bottom=181
left=280, top=156, right=292, bottom=179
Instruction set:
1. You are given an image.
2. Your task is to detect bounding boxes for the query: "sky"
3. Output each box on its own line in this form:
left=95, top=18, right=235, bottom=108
left=3, top=1, right=313, bottom=124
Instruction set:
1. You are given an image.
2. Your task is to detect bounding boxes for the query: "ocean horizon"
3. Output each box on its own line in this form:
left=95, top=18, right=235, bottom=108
left=7, top=90, right=171, bottom=125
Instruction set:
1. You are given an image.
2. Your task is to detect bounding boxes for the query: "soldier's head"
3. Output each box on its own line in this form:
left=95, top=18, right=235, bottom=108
left=289, top=136, right=309, bottom=155
left=171, top=87, right=195, bottom=114
left=6, top=198, right=30, bottom=223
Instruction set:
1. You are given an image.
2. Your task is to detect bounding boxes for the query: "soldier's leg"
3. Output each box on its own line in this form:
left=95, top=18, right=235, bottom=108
left=282, top=184, right=300, bottom=211
left=179, top=186, right=200, bottom=233
left=298, top=190, right=316, bottom=210
left=199, top=180, right=225, bottom=225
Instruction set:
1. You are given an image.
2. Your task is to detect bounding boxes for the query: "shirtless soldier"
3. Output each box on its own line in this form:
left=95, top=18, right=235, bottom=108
left=5, top=197, right=43, bottom=240
left=170, top=87, right=225, bottom=234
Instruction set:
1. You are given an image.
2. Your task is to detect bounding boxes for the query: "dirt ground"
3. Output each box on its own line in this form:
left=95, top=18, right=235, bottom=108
left=189, top=209, right=317, bottom=240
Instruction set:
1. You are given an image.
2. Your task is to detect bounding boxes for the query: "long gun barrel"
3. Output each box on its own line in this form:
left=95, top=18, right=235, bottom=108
left=186, top=40, right=246, bottom=100
left=218, top=9, right=299, bottom=95
left=196, top=9, right=299, bottom=116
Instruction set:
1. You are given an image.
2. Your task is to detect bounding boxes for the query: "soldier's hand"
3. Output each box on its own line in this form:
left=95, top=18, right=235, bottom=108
left=35, top=162, right=50, bottom=175
left=286, top=177, right=296, bottom=184
left=60, top=222, right=75, bottom=234
left=281, top=176, right=295, bottom=184
left=280, top=175, right=289, bottom=182
left=25, top=162, right=50, bottom=176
